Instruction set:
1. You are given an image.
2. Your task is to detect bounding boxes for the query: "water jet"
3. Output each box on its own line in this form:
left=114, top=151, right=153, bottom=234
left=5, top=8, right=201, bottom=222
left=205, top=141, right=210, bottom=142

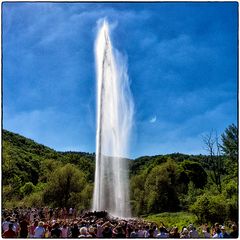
left=93, top=20, right=133, bottom=218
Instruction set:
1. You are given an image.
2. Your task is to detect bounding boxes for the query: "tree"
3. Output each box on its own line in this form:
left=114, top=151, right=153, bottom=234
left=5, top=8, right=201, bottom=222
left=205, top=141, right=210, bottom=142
left=221, top=124, right=238, bottom=161
left=203, top=131, right=224, bottom=193
left=179, top=160, right=208, bottom=189
left=144, top=159, right=179, bottom=213
left=130, top=170, right=148, bottom=216
left=190, top=193, right=227, bottom=224
left=43, top=164, right=87, bottom=208
left=20, top=182, right=35, bottom=196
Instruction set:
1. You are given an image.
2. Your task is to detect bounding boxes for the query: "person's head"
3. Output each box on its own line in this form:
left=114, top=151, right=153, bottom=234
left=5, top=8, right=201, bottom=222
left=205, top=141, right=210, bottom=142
left=221, top=226, right=226, bottom=232
left=88, top=226, right=95, bottom=234
left=232, top=224, right=237, bottom=231
left=74, top=223, right=78, bottom=228
left=215, top=223, right=220, bottom=230
left=189, top=224, right=194, bottom=230
left=39, top=221, right=44, bottom=227
left=80, top=227, right=88, bottom=236
left=183, top=228, right=188, bottom=235
left=173, top=227, right=178, bottom=233
left=159, top=227, right=165, bottom=233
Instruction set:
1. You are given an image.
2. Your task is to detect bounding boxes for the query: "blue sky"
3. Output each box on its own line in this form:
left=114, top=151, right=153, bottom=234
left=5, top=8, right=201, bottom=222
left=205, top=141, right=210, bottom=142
left=3, top=2, right=238, bottom=158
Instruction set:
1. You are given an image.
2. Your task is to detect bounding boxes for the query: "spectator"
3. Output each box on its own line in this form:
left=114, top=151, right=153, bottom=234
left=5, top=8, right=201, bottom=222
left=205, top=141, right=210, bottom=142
left=79, top=227, right=91, bottom=238
left=71, top=223, right=80, bottom=238
left=130, top=227, right=138, bottom=238
left=61, top=224, right=69, bottom=238
left=219, top=226, right=229, bottom=238
left=2, top=217, right=11, bottom=233
left=212, top=228, right=222, bottom=238
left=189, top=224, right=199, bottom=238
left=29, top=220, right=38, bottom=238
left=34, top=221, right=45, bottom=238
left=202, top=227, right=211, bottom=238
left=2, top=223, right=17, bottom=238
left=230, top=224, right=238, bottom=238
left=19, top=217, right=29, bottom=238
left=149, top=228, right=155, bottom=238
left=170, top=227, right=180, bottom=238
left=180, top=228, right=189, bottom=238
left=157, top=227, right=168, bottom=238
left=51, top=222, right=62, bottom=238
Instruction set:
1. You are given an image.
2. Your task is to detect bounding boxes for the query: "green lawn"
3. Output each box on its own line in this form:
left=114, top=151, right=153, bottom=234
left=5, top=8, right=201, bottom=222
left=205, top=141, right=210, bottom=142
left=144, top=211, right=198, bottom=230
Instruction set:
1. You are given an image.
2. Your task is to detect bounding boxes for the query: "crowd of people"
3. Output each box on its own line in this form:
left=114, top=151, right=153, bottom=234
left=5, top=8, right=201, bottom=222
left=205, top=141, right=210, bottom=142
left=1, top=208, right=238, bottom=238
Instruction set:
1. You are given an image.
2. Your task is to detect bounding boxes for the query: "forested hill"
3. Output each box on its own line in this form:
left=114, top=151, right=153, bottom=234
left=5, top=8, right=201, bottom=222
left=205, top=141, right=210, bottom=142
left=2, top=125, right=238, bottom=224
left=2, top=129, right=95, bottom=184
left=3, top=129, right=209, bottom=181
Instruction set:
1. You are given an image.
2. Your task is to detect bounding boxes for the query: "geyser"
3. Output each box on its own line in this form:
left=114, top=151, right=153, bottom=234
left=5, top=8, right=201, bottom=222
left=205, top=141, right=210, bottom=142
left=93, top=20, right=134, bottom=218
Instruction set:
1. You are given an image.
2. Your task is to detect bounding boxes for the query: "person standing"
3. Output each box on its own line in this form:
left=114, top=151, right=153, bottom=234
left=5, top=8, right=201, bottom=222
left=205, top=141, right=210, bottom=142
left=2, top=223, right=17, bottom=238
left=34, top=221, right=45, bottom=238
left=19, top=217, right=29, bottom=238
left=230, top=224, right=238, bottom=238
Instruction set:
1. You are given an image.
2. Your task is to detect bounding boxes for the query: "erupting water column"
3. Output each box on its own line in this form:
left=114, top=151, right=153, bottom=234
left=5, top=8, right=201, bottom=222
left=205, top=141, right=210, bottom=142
left=93, top=20, right=133, bottom=218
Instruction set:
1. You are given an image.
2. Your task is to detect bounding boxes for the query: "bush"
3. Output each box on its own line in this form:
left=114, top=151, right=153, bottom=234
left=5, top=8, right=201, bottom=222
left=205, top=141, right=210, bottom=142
left=22, top=192, right=44, bottom=208
left=43, top=163, right=87, bottom=208
left=190, top=193, right=227, bottom=224
left=20, top=182, right=35, bottom=196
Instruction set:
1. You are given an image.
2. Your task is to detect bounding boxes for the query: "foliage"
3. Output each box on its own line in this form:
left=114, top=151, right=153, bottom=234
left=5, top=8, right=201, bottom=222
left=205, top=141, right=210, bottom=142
left=190, top=193, right=228, bottom=224
left=43, top=164, right=87, bottom=208
left=130, top=170, right=148, bottom=215
left=2, top=125, right=238, bottom=224
left=203, top=132, right=224, bottom=193
left=144, top=159, right=180, bottom=213
left=179, top=160, right=207, bottom=189
left=144, top=212, right=198, bottom=230
left=20, top=182, right=35, bottom=196
left=221, top=123, right=238, bottom=161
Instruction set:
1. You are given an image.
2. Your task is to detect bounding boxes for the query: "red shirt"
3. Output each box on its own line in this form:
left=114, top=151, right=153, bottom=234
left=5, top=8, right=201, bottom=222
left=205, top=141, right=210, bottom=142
left=2, top=229, right=17, bottom=238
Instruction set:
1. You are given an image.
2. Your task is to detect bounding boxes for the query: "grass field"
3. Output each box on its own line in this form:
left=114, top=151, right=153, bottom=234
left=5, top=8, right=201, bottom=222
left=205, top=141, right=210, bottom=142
left=144, top=211, right=198, bottom=230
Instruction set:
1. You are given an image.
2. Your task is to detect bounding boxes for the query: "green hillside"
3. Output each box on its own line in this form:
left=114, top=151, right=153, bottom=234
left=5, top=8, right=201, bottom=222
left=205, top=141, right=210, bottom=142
left=2, top=125, right=238, bottom=224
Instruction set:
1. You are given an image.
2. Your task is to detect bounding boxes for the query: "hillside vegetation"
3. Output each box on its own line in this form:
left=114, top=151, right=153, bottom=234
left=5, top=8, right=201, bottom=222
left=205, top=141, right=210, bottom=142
left=2, top=124, right=238, bottom=224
